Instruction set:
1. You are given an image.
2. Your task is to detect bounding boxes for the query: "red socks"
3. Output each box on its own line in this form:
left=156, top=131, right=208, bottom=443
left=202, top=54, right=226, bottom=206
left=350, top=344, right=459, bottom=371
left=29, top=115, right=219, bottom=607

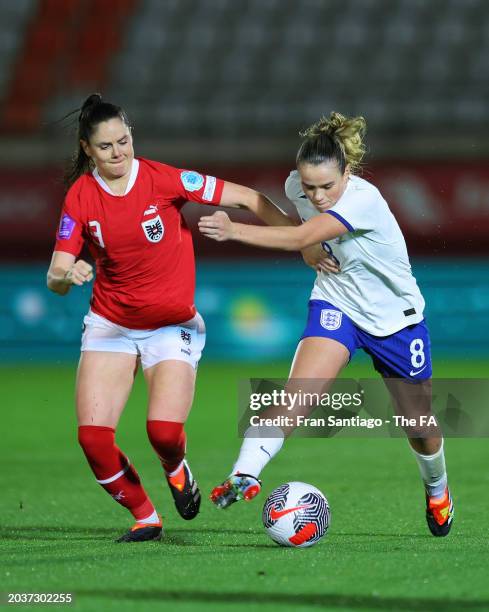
left=78, top=422, right=187, bottom=520
left=78, top=425, right=155, bottom=520
left=147, top=420, right=186, bottom=473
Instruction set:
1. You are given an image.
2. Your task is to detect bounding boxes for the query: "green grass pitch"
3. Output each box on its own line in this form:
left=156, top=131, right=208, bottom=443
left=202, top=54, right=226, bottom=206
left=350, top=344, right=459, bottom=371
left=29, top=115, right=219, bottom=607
left=2, top=359, right=489, bottom=612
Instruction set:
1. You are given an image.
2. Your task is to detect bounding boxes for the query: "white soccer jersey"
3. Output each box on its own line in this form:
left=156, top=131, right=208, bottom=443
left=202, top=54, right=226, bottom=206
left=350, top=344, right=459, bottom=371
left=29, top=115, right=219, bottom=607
left=285, top=170, right=425, bottom=336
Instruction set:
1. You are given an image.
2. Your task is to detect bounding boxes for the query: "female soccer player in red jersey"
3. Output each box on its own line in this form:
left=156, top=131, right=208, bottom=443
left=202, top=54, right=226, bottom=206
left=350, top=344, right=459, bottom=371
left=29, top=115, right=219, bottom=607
left=46, top=93, right=310, bottom=542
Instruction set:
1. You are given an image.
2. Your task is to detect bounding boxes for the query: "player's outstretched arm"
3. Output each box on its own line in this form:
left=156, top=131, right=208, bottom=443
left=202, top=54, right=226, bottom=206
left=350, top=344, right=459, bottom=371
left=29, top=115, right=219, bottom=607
left=219, top=182, right=295, bottom=227
left=199, top=210, right=348, bottom=251
left=218, top=182, right=338, bottom=270
left=47, top=251, right=94, bottom=296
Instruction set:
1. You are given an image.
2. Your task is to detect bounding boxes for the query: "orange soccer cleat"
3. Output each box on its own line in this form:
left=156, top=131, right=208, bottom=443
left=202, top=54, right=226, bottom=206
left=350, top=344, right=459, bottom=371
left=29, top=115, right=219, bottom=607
left=166, top=459, right=201, bottom=520
left=425, top=487, right=454, bottom=537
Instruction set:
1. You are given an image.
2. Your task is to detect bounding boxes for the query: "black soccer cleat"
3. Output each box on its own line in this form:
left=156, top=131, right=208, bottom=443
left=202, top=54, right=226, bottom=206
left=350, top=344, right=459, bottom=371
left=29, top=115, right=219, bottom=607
left=425, top=487, right=454, bottom=537
left=166, top=459, right=201, bottom=520
left=116, top=518, right=163, bottom=543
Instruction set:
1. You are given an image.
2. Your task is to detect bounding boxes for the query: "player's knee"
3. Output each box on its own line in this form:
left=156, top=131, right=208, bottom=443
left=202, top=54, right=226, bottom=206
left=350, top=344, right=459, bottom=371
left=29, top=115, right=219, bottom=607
left=146, top=420, right=186, bottom=456
left=78, top=425, right=115, bottom=456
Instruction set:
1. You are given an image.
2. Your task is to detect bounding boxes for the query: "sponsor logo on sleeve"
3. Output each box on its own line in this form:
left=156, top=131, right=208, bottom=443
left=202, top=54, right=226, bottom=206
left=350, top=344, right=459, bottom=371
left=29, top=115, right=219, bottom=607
left=58, top=213, right=76, bottom=239
left=180, top=171, right=204, bottom=192
left=202, top=175, right=217, bottom=201
left=141, top=215, right=164, bottom=243
left=320, top=309, right=343, bottom=331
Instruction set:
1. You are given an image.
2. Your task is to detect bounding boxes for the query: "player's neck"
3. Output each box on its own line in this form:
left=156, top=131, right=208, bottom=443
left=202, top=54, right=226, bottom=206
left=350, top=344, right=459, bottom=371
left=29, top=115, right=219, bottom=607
left=99, top=172, right=131, bottom=196
left=97, top=160, right=134, bottom=196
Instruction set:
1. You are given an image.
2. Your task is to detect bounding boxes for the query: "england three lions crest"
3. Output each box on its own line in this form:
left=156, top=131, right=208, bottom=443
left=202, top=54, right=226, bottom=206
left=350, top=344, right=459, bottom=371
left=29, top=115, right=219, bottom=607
left=320, top=309, right=342, bottom=330
left=141, top=215, right=164, bottom=243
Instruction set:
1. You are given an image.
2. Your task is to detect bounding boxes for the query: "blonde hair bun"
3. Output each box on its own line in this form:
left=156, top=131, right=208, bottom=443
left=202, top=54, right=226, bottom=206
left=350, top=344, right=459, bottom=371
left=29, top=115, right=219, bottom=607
left=299, top=111, right=367, bottom=173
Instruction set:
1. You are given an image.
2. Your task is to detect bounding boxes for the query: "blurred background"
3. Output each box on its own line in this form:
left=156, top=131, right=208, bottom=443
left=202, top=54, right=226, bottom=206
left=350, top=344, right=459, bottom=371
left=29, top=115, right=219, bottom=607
left=1, top=0, right=488, bottom=364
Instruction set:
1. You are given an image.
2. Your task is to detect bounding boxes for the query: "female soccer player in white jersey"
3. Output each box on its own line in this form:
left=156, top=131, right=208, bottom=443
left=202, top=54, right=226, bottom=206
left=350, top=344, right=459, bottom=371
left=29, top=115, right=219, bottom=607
left=46, top=93, right=303, bottom=542
left=200, top=112, right=454, bottom=537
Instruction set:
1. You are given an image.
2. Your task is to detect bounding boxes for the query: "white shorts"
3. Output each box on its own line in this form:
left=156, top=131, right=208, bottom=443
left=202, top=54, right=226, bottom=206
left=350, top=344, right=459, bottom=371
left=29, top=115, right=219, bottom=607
left=81, top=310, right=206, bottom=370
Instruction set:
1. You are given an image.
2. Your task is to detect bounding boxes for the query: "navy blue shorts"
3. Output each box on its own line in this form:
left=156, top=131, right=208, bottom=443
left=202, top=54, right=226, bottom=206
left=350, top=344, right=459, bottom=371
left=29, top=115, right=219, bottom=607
left=300, top=300, right=432, bottom=381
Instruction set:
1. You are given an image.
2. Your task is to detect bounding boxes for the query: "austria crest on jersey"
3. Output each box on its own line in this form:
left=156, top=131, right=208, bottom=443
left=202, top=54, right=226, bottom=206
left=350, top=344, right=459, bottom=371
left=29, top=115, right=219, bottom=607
left=141, top=215, right=164, bottom=243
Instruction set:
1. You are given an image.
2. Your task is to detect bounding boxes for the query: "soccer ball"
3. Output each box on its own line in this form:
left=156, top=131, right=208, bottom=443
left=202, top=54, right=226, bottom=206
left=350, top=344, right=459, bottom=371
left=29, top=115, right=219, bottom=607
left=262, top=482, right=330, bottom=548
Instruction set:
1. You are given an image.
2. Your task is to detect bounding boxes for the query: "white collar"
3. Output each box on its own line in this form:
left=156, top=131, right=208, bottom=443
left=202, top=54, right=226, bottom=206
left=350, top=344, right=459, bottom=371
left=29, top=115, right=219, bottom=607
left=93, top=158, right=139, bottom=196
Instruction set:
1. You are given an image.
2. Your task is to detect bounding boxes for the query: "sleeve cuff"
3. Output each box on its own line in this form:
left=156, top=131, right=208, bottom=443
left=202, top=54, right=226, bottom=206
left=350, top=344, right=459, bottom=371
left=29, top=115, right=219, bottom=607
left=213, top=178, right=225, bottom=205
left=54, top=244, right=83, bottom=257
left=325, top=210, right=355, bottom=232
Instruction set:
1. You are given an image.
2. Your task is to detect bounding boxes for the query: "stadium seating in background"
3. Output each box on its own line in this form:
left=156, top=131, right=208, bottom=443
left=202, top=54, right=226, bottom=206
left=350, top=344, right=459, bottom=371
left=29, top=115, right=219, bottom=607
left=0, top=0, right=36, bottom=127
left=56, top=0, right=489, bottom=139
left=1, top=0, right=137, bottom=133
left=1, top=0, right=488, bottom=140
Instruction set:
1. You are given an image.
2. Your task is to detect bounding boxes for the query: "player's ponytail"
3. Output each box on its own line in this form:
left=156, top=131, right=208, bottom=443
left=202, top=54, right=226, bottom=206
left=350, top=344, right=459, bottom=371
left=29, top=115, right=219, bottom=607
left=64, top=93, right=131, bottom=189
left=296, top=112, right=366, bottom=174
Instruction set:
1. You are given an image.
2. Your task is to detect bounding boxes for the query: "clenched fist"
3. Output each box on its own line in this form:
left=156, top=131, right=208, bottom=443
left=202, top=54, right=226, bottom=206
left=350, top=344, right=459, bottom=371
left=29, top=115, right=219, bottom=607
left=64, top=260, right=94, bottom=286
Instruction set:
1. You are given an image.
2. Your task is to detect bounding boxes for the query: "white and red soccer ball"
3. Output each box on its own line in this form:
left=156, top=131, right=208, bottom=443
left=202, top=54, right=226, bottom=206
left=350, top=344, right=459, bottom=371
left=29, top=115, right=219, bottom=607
left=262, top=482, right=330, bottom=547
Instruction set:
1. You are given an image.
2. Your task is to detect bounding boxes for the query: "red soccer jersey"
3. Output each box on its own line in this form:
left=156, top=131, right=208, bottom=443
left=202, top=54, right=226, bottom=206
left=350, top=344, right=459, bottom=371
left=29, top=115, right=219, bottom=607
left=54, top=158, right=224, bottom=328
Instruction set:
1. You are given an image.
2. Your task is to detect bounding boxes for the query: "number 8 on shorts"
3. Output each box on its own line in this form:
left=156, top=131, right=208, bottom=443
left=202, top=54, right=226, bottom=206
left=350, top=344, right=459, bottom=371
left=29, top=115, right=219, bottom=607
left=410, top=338, right=425, bottom=369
